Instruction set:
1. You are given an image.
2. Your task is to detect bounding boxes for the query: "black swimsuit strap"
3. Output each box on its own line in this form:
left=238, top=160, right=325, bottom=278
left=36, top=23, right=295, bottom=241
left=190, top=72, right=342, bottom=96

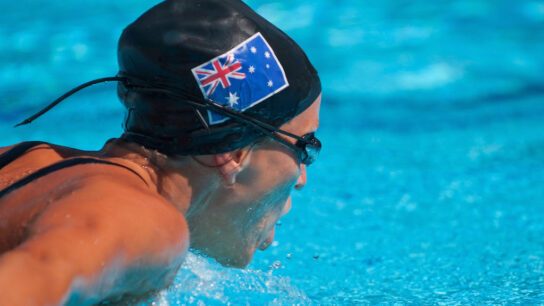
left=0, top=142, right=149, bottom=199
left=0, top=157, right=148, bottom=199
left=0, top=141, right=47, bottom=170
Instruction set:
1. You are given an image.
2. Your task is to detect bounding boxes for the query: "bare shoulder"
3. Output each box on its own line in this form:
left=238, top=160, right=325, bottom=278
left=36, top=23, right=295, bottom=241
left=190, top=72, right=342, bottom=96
left=0, top=143, right=17, bottom=155
left=15, top=171, right=190, bottom=302
left=28, top=171, right=190, bottom=260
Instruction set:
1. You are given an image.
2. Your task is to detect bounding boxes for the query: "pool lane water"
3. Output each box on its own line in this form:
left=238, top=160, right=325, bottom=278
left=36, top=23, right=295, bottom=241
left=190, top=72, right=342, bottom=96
left=252, top=95, right=544, bottom=304
left=1, top=0, right=544, bottom=304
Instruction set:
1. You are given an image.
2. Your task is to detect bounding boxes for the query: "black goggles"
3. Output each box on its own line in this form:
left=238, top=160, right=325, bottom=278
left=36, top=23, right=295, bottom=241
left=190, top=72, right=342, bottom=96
left=189, top=93, right=322, bottom=165
left=296, top=132, right=321, bottom=165
left=15, top=76, right=321, bottom=165
left=263, top=130, right=321, bottom=166
left=119, top=79, right=322, bottom=165
left=189, top=90, right=322, bottom=165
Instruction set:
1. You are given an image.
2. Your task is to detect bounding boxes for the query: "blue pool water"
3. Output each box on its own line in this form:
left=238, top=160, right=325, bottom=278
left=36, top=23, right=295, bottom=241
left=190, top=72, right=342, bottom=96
left=1, top=0, right=544, bottom=304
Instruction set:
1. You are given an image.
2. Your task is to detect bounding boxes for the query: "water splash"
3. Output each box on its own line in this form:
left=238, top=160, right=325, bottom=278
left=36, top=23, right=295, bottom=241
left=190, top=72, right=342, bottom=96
left=154, top=253, right=310, bottom=305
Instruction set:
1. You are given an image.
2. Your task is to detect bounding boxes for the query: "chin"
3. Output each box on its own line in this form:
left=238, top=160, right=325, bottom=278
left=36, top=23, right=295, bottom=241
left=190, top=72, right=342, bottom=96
left=191, top=240, right=256, bottom=268
left=214, top=247, right=256, bottom=268
left=216, top=254, right=253, bottom=268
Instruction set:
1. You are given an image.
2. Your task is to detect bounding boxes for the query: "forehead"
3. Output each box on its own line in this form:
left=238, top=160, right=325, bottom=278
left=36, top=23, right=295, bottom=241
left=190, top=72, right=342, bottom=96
left=280, top=94, right=321, bottom=136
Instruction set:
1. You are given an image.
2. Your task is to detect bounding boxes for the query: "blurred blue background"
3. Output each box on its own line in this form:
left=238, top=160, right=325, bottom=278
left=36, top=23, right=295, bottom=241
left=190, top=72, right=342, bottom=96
left=1, top=0, right=544, bottom=304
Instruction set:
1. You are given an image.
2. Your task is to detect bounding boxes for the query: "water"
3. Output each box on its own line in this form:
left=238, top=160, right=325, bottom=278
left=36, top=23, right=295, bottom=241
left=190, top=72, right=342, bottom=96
left=1, top=0, right=544, bottom=304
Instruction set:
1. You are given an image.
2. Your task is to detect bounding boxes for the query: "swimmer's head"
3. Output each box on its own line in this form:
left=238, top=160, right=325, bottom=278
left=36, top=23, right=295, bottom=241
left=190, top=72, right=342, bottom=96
left=115, top=0, right=322, bottom=268
left=116, top=0, right=321, bottom=156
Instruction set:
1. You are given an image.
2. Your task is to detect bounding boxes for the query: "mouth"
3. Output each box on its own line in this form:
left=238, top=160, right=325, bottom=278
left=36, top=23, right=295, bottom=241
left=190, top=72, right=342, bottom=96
left=258, top=197, right=291, bottom=251
left=258, top=227, right=276, bottom=250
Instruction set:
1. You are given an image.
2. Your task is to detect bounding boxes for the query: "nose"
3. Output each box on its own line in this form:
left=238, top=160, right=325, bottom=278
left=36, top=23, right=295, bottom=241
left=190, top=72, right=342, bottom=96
left=294, top=164, right=307, bottom=190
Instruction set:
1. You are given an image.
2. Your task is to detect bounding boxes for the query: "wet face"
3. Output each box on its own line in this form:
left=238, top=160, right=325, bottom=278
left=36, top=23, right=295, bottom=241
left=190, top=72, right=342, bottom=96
left=187, top=95, right=321, bottom=267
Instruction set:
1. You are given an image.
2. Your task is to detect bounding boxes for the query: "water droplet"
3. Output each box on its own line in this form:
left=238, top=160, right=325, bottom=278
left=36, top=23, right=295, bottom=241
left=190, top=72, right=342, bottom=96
left=286, top=253, right=292, bottom=259
left=313, top=253, right=319, bottom=260
left=276, top=220, right=282, bottom=226
left=273, top=260, right=281, bottom=268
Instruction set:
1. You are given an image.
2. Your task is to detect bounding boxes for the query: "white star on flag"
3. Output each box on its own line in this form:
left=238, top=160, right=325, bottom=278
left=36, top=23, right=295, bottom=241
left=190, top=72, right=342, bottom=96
left=250, top=46, right=257, bottom=53
left=266, top=64, right=270, bottom=69
left=249, top=66, right=256, bottom=73
left=264, top=51, right=270, bottom=58
left=226, top=92, right=240, bottom=107
left=267, top=80, right=273, bottom=87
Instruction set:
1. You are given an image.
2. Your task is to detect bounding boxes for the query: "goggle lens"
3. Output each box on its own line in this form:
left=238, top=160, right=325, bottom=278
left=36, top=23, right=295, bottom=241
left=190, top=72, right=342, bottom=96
left=296, top=132, right=321, bottom=165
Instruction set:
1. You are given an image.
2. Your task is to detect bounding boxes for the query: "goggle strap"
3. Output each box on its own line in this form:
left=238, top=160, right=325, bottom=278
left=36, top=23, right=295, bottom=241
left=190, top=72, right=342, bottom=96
left=13, top=77, right=306, bottom=149
left=14, top=76, right=126, bottom=127
left=128, top=84, right=307, bottom=143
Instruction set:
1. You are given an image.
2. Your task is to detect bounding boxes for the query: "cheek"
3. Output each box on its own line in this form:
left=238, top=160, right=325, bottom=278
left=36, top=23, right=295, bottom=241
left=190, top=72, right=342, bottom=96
left=251, top=151, right=300, bottom=216
left=249, top=157, right=299, bottom=224
left=257, top=149, right=300, bottom=188
left=191, top=149, right=300, bottom=265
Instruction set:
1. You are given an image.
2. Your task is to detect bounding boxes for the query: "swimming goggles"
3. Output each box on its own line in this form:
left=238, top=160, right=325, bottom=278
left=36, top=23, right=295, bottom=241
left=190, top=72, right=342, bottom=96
left=155, top=85, right=322, bottom=166
left=148, top=85, right=322, bottom=166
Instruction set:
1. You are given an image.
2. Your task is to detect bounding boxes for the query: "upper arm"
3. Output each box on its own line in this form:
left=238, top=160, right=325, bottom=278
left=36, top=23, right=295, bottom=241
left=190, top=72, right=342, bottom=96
left=0, top=176, right=189, bottom=304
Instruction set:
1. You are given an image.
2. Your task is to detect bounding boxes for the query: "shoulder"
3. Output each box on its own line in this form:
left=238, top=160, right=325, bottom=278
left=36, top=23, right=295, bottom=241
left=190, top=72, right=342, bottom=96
left=0, top=141, right=53, bottom=154
left=7, top=173, right=189, bottom=303
left=0, top=145, right=14, bottom=155
left=0, top=142, right=24, bottom=155
left=29, top=170, right=189, bottom=263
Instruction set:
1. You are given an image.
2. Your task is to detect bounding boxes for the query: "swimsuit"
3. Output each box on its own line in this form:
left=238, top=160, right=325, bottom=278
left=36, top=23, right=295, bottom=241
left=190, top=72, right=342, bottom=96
left=0, top=141, right=146, bottom=199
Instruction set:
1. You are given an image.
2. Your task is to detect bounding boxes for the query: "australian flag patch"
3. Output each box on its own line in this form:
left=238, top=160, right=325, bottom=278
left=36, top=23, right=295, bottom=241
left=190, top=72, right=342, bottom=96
left=191, top=32, right=289, bottom=125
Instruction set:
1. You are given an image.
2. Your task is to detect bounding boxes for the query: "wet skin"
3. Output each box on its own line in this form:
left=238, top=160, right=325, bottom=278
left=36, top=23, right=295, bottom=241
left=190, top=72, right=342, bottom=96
left=0, top=144, right=190, bottom=304
left=187, top=94, right=321, bottom=267
left=0, top=94, right=321, bottom=303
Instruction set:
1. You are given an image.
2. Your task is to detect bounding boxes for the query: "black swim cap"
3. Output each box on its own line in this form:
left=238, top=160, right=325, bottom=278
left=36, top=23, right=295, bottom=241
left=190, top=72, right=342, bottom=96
left=117, top=0, right=321, bottom=155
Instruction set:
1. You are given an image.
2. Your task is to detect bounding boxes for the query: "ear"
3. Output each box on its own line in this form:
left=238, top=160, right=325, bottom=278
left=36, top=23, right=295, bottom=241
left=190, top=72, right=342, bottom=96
left=213, top=147, right=252, bottom=185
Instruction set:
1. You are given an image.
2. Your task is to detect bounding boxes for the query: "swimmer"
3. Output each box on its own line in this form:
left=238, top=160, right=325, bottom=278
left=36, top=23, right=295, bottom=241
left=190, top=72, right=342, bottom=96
left=0, top=0, right=321, bottom=304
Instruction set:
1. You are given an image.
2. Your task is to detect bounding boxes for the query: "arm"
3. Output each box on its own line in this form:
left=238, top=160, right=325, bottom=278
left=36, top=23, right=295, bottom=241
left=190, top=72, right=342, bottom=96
left=0, top=176, right=189, bottom=304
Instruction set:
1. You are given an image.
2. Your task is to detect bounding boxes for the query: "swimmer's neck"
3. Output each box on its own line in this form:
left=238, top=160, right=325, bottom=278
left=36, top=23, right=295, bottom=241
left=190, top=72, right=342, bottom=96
left=97, top=138, right=221, bottom=216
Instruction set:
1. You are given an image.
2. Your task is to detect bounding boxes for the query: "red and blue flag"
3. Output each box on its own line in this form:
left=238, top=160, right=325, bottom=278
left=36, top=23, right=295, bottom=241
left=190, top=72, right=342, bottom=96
left=192, top=32, right=289, bottom=125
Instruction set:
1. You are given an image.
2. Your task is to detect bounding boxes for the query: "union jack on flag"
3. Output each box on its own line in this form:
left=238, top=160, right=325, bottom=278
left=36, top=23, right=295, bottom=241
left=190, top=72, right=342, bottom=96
left=191, top=32, right=289, bottom=125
